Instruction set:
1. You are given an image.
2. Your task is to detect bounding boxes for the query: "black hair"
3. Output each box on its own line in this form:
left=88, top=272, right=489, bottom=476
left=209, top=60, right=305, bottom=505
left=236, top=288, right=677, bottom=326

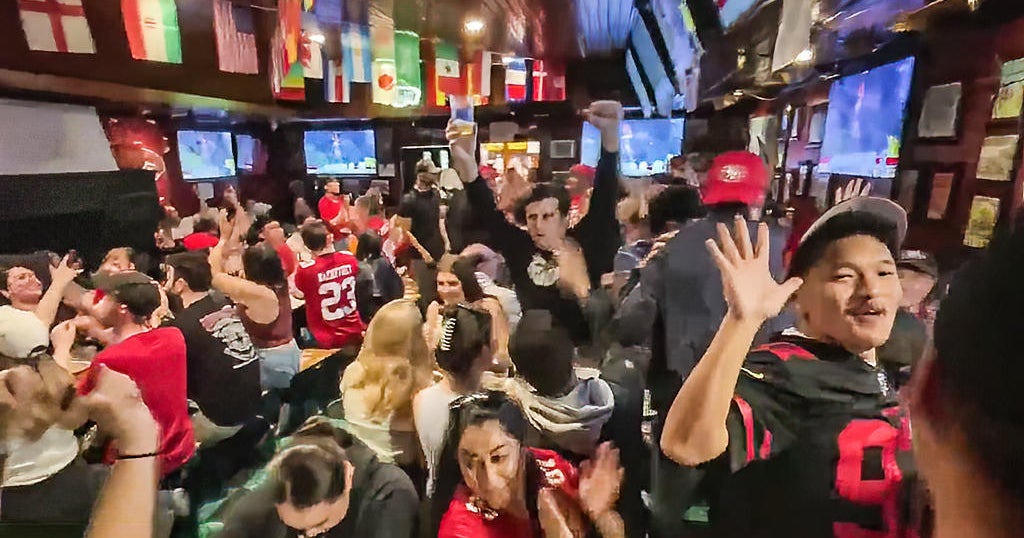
left=164, top=251, right=212, bottom=292
left=509, top=310, right=575, bottom=396
left=242, top=243, right=287, bottom=288
left=429, top=392, right=540, bottom=535
left=301, top=221, right=330, bottom=253
left=270, top=417, right=352, bottom=509
left=193, top=217, right=218, bottom=234
left=648, top=186, right=706, bottom=234
left=0, top=266, right=10, bottom=292
left=112, top=283, right=161, bottom=321
left=513, top=183, right=571, bottom=225
left=246, top=214, right=274, bottom=247
left=436, top=305, right=493, bottom=378
left=787, top=211, right=900, bottom=279
left=355, top=232, right=382, bottom=262
left=289, top=179, right=306, bottom=198
left=104, top=247, right=136, bottom=266
left=932, top=227, right=1024, bottom=504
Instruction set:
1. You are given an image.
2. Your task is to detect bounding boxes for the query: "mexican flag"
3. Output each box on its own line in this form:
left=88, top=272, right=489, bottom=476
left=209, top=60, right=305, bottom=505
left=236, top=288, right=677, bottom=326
left=121, top=0, right=182, bottom=63
left=435, top=40, right=461, bottom=106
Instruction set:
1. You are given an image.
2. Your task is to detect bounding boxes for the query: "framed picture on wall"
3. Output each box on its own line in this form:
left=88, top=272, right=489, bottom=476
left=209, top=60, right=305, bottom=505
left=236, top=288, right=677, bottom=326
left=918, top=83, right=962, bottom=139
left=927, top=171, right=956, bottom=220
left=964, top=195, right=1002, bottom=248
left=977, top=135, right=1019, bottom=181
left=993, top=58, right=1024, bottom=120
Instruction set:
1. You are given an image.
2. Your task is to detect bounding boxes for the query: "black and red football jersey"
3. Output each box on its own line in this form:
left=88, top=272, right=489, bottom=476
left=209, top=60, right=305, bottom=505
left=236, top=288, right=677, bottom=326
left=704, top=333, right=919, bottom=538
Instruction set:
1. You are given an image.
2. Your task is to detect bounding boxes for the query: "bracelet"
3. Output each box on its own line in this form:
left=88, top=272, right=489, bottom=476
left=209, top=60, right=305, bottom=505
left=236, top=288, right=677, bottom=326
left=116, top=451, right=160, bottom=460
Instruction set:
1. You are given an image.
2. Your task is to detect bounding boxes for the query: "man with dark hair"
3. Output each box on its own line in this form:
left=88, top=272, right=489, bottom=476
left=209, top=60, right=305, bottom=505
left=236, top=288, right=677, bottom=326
left=73, top=271, right=194, bottom=477
left=98, top=247, right=137, bottom=275
left=217, top=417, right=418, bottom=538
left=164, top=251, right=260, bottom=432
left=319, top=178, right=353, bottom=252
left=909, top=227, right=1024, bottom=537
left=395, top=158, right=445, bottom=263
left=0, top=257, right=80, bottom=357
left=248, top=215, right=297, bottom=277
left=660, top=198, right=914, bottom=537
left=295, top=221, right=365, bottom=349
left=448, top=101, right=624, bottom=345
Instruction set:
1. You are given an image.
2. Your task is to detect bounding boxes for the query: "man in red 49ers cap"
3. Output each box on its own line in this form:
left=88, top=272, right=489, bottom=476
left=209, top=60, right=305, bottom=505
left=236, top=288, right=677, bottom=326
left=701, top=150, right=771, bottom=207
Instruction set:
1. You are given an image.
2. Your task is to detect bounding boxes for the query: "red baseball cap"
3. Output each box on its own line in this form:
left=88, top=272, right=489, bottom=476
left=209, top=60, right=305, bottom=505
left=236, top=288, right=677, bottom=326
left=701, top=151, right=769, bottom=206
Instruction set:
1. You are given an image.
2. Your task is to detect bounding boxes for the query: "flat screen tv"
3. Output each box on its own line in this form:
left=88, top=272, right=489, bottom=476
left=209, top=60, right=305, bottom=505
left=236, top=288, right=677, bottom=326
left=177, top=130, right=236, bottom=180
left=235, top=134, right=257, bottom=173
left=580, top=118, right=685, bottom=176
left=818, top=57, right=916, bottom=179
left=304, top=129, right=377, bottom=175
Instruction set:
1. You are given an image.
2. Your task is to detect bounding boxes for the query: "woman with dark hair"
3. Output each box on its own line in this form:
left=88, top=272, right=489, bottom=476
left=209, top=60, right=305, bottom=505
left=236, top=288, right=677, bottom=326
left=209, top=240, right=299, bottom=390
left=424, top=255, right=510, bottom=368
left=432, top=392, right=626, bottom=538
left=414, top=305, right=493, bottom=497
left=354, top=232, right=404, bottom=323
left=217, top=416, right=419, bottom=538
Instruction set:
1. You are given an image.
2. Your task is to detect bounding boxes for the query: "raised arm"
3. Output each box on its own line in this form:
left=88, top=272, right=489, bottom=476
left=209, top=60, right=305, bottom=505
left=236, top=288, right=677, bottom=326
left=36, top=255, right=82, bottom=327
left=660, top=219, right=803, bottom=466
left=575, top=102, right=624, bottom=285
left=208, top=240, right=278, bottom=323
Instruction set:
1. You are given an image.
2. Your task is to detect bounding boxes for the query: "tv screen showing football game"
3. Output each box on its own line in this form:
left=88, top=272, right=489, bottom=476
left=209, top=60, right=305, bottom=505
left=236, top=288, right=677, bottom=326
left=177, top=130, right=236, bottom=180
left=235, top=134, right=257, bottom=173
left=818, top=57, right=916, bottom=179
left=304, top=129, right=377, bottom=175
left=581, top=119, right=685, bottom=176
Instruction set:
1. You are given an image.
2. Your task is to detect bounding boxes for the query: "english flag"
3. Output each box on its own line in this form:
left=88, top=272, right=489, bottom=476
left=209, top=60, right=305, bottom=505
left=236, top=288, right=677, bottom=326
left=18, top=0, right=96, bottom=54
left=505, top=57, right=529, bottom=102
left=213, top=0, right=258, bottom=74
left=121, top=0, right=182, bottom=64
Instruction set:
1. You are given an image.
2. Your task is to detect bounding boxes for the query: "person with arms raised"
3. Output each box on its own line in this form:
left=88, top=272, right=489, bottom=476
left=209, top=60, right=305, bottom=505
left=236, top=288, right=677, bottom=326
left=446, top=101, right=623, bottom=346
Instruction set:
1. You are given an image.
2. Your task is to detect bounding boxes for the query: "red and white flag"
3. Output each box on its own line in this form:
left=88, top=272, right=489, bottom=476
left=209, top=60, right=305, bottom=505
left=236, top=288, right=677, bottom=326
left=325, top=57, right=350, bottom=103
left=213, top=0, right=259, bottom=74
left=532, top=59, right=566, bottom=102
left=505, top=57, right=529, bottom=102
left=18, top=0, right=96, bottom=54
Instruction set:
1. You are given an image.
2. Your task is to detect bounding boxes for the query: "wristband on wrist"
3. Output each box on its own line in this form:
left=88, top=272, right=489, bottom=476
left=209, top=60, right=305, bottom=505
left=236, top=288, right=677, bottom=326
left=117, top=451, right=160, bottom=460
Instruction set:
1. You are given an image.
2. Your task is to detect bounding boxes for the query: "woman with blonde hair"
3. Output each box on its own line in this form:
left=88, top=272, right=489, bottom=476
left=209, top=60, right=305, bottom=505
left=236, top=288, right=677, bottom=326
left=338, top=299, right=431, bottom=470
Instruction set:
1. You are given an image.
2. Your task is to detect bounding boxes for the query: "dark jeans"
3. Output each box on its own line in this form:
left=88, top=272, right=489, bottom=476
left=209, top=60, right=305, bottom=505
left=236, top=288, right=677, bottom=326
left=1, top=457, right=108, bottom=524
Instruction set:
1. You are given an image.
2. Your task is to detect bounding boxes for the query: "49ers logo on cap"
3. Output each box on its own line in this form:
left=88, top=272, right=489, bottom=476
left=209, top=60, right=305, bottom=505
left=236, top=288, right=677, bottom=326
left=719, top=163, right=749, bottom=183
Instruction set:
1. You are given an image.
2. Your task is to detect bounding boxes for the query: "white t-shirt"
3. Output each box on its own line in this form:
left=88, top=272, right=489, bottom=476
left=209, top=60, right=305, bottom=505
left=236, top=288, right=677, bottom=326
left=0, top=305, right=49, bottom=358
left=2, top=427, right=79, bottom=487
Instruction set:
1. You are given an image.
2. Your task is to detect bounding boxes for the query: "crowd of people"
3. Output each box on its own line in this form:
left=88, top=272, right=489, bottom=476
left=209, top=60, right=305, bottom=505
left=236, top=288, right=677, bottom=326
left=0, top=99, right=1020, bottom=538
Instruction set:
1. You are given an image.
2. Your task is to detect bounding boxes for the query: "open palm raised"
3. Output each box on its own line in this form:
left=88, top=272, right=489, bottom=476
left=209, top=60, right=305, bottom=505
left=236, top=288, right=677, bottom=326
left=705, top=218, right=803, bottom=323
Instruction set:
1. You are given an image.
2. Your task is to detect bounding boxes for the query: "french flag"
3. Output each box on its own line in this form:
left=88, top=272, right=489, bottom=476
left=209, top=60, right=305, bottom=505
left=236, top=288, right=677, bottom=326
left=505, top=57, right=528, bottom=102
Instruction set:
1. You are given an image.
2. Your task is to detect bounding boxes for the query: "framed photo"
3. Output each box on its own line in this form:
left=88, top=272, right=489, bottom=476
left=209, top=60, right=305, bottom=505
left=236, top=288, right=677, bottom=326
left=918, top=83, right=962, bottom=139
left=927, top=171, right=955, bottom=220
left=964, top=195, right=1001, bottom=248
left=977, top=135, right=1019, bottom=181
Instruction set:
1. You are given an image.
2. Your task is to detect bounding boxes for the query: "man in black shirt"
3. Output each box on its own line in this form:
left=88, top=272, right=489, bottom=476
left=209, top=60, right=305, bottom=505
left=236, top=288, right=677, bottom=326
left=396, top=159, right=445, bottom=263
left=165, top=252, right=260, bottom=429
left=447, top=101, right=623, bottom=345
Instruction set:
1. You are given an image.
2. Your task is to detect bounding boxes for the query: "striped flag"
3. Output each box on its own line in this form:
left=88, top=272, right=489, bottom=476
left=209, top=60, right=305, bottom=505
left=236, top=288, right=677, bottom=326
left=281, top=0, right=302, bottom=66
left=341, top=22, right=371, bottom=84
left=325, top=56, right=349, bottom=103
left=213, top=0, right=258, bottom=74
left=505, top=57, right=529, bottom=102
left=121, top=0, right=182, bottom=64
left=370, top=17, right=396, bottom=106
left=466, top=50, right=494, bottom=105
left=393, top=30, right=421, bottom=108
left=435, top=40, right=461, bottom=106
left=271, top=25, right=305, bottom=101
left=18, top=0, right=95, bottom=54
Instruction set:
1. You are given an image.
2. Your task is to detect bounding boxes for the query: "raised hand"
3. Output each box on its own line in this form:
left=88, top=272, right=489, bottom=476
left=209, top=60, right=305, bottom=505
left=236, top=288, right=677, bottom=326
left=578, top=441, right=624, bottom=521
left=445, top=120, right=478, bottom=184
left=835, top=177, right=871, bottom=205
left=706, top=217, right=803, bottom=323
left=583, top=101, right=623, bottom=153
left=50, top=254, right=82, bottom=287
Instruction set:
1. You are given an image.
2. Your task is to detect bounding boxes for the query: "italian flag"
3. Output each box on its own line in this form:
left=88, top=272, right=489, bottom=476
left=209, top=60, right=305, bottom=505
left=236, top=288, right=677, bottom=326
left=122, top=0, right=182, bottom=63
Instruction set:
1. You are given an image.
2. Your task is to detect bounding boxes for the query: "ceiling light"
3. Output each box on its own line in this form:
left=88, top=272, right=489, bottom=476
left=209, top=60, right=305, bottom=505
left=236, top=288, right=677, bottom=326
left=309, top=33, right=326, bottom=45
left=464, top=18, right=485, bottom=33
left=733, top=89, right=744, bottom=97
left=795, top=48, right=813, bottom=63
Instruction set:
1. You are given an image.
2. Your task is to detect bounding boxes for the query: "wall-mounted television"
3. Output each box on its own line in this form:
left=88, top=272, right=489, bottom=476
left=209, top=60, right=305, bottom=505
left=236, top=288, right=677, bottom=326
left=177, top=130, right=236, bottom=180
left=304, top=129, right=377, bottom=175
left=818, top=57, right=916, bottom=179
left=235, top=134, right=257, bottom=173
left=580, top=118, right=685, bottom=176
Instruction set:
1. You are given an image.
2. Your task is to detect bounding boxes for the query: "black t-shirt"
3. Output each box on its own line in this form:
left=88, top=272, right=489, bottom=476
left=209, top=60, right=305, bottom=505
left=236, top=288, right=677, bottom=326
left=704, top=335, right=917, bottom=538
left=170, top=294, right=261, bottom=427
left=397, top=188, right=444, bottom=260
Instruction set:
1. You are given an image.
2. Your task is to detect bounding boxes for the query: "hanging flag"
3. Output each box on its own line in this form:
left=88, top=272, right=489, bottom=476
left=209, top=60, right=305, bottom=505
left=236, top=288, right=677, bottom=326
left=313, top=0, right=341, bottom=25
left=271, top=25, right=305, bottom=101
left=341, top=22, right=371, bottom=84
left=302, top=0, right=315, bottom=11
left=121, top=0, right=182, bottom=63
left=772, top=0, right=813, bottom=72
left=281, top=0, right=303, bottom=66
left=213, top=0, right=258, bottom=74
left=532, top=59, right=566, bottom=102
left=505, top=57, right=529, bottom=102
left=18, top=0, right=96, bottom=54
left=370, top=18, right=396, bottom=105
left=301, top=31, right=323, bottom=79
left=393, top=30, right=421, bottom=108
left=435, top=40, right=461, bottom=106
left=466, top=50, right=494, bottom=105
left=325, top=56, right=349, bottom=103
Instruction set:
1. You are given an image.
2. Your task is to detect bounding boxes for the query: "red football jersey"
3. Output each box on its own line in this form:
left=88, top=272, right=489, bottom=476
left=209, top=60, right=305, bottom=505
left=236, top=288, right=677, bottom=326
left=294, top=252, right=366, bottom=348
